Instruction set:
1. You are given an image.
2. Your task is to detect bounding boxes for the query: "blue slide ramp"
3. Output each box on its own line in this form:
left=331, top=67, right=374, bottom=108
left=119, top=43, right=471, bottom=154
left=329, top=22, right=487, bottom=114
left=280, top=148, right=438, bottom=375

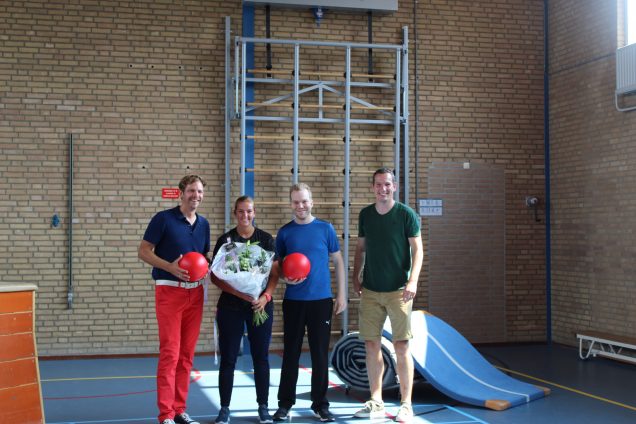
left=383, top=310, right=550, bottom=411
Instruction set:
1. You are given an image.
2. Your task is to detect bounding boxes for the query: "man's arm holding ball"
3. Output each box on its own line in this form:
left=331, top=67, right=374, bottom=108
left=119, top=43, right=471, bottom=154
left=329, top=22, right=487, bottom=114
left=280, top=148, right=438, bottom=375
left=138, top=240, right=188, bottom=281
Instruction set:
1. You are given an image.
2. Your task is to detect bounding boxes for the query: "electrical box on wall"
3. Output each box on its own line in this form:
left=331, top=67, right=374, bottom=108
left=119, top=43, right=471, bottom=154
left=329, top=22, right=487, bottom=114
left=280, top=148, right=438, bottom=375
left=244, top=0, right=398, bottom=13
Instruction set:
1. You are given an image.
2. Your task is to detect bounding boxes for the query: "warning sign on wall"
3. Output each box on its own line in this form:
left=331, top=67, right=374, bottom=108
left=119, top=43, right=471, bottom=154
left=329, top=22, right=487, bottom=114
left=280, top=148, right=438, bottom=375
left=162, top=188, right=181, bottom=199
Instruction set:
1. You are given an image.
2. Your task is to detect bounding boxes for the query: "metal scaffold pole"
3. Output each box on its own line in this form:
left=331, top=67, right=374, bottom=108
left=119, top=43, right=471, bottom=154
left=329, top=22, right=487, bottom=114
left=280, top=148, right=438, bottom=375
left=402, top=26, right=410, bottom=206
left=343, top=46, right=352, bottom=334
left=394, top=48, right=402, bottom=201
left=292, top=43, right=300, bottom=184
left=224, top=16, right=232, bottom=229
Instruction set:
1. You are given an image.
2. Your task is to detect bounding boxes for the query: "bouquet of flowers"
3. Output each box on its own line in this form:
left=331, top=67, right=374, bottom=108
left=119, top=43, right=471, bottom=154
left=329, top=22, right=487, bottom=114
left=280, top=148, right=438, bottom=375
left=211, top=241, right=275, bottom=325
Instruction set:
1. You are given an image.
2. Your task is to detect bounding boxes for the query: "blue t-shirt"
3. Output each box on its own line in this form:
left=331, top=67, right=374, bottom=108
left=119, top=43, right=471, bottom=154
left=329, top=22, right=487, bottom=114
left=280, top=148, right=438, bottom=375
left=276, top=218, right=340, bottom=301
left=143, top=206, right=210, bottom=281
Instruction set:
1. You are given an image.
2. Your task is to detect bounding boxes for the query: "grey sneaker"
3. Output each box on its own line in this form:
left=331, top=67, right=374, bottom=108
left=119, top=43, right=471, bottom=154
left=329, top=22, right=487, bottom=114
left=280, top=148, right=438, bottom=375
left=312, top=407, right=335, bottom=422
left=353, top=399, right=385, bottom=418
left=394, top=403, right=413, bottom=423
left=215, top=406, right=230, bottom=424
left=175, top=412, right=200, bottom=424
left=272, top=407, right=289, bottom=421
left=258, top=404, right=273, bottom=423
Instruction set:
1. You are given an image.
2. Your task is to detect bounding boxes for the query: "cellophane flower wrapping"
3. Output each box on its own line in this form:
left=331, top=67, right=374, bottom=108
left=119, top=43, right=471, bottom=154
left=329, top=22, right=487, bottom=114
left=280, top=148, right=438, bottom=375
left=211, top=241, right=275, bottom=300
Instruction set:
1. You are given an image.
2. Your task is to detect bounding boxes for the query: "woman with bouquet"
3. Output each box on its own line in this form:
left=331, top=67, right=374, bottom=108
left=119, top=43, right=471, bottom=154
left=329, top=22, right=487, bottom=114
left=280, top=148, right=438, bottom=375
left=211, top=196, right=279, bottom=424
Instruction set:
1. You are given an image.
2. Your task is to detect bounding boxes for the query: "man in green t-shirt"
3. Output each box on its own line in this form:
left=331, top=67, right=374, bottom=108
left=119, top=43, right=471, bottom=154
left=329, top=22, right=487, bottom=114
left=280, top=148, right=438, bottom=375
left=352, top=168, right=423, bottom=423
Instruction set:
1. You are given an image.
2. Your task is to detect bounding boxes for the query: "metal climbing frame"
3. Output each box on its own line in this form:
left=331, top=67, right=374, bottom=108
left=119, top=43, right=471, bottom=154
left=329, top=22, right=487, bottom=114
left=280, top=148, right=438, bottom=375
left=225, top=18, right=410, bottom=335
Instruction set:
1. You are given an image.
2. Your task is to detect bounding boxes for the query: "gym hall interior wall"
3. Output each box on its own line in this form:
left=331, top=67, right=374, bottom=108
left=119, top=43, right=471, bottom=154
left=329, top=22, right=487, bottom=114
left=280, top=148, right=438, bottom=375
left=548, top=1, right=636, bottom=345
left=2, top=0, right=550, bottom=356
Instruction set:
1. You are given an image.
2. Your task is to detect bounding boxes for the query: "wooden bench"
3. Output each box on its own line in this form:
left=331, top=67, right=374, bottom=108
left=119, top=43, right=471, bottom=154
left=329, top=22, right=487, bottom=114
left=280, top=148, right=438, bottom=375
left=577, top=330, right=636, bottom=365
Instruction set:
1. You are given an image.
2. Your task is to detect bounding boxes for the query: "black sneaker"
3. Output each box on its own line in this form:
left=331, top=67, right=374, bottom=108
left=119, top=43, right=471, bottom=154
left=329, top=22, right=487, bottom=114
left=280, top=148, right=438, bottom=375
left=272, top=407, right=289, bottom=421
left=215, top=407, right=230, bottom=424
left=312, top=408, right=335, bottom=422
left=258, top=404, right=273, bottom=423
left=174, top=413, right=200, bottom=424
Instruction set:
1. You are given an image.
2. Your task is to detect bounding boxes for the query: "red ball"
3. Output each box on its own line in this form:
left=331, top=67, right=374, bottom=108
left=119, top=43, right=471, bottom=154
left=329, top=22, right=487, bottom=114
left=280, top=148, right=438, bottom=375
left=282, top=252, right=311, bottom=280
left=178, top=252, right=208, bottom=282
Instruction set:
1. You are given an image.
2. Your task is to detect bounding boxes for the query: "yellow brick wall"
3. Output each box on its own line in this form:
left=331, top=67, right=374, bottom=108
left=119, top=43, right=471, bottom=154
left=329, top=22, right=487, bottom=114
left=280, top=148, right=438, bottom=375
left=0, top=0, right=549, bottom=355
left=417, top=0, right=547, bottom=342
left=549, top=0, right=636, bottom=345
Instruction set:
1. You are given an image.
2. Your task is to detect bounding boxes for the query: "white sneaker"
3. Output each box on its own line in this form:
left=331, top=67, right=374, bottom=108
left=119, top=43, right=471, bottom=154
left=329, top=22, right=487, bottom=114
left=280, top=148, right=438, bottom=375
left=353, top=399, right=385, bottom=418
left=160, top=420, right=176, bottom=424
left=394, top=403, right=413, bottom=422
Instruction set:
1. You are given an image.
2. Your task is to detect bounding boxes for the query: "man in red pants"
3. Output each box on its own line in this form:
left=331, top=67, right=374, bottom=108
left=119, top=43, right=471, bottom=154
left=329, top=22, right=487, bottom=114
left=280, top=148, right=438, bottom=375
left=139, top=175, right=210, bottom=424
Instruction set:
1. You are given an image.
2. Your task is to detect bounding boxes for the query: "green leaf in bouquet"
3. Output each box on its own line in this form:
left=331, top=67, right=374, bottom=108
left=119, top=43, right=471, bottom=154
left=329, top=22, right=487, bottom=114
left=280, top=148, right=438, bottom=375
left=255, top=249, right=267, bottom=267
left=238, top=240, right=262, bottom=272
left=253, top=309, right=269, bottom=326
left=226, top=262, right=237, bottom=273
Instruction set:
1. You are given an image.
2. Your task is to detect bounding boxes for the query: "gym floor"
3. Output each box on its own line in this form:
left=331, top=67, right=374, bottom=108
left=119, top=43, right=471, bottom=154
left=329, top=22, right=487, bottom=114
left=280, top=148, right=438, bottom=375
left=40, top=343, right=636, bottom=424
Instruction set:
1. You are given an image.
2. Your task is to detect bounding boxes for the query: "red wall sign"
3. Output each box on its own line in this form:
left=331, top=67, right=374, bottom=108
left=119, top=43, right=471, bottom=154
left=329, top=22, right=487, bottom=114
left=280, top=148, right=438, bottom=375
left=162, top=188, right=181, bottom=199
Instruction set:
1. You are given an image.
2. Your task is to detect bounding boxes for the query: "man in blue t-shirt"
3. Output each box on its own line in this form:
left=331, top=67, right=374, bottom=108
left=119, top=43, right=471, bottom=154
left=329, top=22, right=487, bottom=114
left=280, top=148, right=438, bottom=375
left=138, top=175, right=210, bottom=424
left=352, top=168, right=423, bottom=423
left=272, top=183, right=346, bottom=423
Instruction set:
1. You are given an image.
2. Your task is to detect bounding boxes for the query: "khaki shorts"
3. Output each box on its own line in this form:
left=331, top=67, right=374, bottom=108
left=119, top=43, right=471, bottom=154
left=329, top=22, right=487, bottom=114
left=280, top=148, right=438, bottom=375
left=358, top=288, right=412, bottom=341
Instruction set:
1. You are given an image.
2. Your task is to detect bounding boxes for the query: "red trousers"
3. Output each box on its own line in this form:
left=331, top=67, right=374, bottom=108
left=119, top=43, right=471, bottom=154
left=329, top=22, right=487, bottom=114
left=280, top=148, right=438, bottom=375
left=155, top=285, right=204, bottom=422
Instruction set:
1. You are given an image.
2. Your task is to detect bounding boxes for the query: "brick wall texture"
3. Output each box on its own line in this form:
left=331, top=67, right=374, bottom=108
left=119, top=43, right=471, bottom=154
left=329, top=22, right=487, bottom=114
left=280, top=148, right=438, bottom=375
left=428, top=162, right=506, bottom=343
left=549, top=0, right=636, bottom=344
left=0, top=0, right=623, bottom=356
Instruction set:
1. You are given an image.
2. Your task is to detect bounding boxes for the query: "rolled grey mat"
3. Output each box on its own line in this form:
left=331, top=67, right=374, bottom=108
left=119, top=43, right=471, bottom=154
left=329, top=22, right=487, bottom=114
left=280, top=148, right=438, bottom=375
left=330, top=332, right=398, bottom=391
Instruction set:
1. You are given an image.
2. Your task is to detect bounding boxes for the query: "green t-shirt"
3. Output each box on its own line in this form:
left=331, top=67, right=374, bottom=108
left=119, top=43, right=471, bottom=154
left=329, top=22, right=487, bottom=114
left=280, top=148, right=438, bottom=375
left=358, top=202, right=421, bottom=292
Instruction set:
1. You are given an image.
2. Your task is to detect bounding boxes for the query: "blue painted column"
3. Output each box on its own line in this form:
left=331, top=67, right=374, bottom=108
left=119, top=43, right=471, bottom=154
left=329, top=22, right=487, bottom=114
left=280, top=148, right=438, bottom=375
left=242, top=4, right=255, bottom=356
left=243, top=4, right=255, bottom=198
